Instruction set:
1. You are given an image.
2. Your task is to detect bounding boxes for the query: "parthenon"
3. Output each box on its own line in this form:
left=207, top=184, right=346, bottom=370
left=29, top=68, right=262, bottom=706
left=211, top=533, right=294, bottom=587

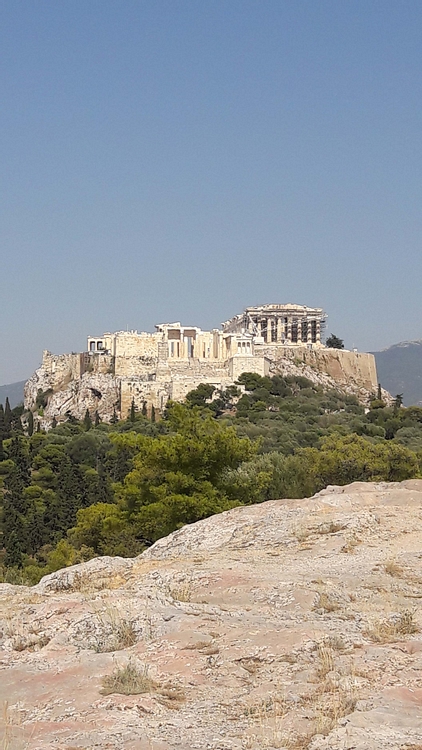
left=222, top=303, right=326, bottom=346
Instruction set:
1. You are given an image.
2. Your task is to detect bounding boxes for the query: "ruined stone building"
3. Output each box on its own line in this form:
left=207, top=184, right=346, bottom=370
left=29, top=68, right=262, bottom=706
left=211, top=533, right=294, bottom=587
left=24, top=304, right=379, bottom=425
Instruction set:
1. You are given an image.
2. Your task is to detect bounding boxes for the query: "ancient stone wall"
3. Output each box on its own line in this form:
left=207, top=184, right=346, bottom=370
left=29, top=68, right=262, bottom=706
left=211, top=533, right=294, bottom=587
left=257, top=345, right=378, bottom=392
left=228, top=355, right=270, bottom=381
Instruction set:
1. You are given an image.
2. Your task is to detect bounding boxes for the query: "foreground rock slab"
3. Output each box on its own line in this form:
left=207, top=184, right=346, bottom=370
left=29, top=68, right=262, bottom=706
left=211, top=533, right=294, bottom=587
left=1, top=480, right=422, bottom=749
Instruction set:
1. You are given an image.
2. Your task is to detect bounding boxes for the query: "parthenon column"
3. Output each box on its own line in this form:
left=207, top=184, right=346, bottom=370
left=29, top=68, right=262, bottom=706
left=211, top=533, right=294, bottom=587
left=307, top=320, right=312, bottom=344
left=277, top=317, right=282, bottom=342
left=267, top=318, right=272, bottom=343
left=297, top=322, right=302, bottom=344
left=316, top=321, right=321, bottom=344
left=287, top=317, right=292, bottom=343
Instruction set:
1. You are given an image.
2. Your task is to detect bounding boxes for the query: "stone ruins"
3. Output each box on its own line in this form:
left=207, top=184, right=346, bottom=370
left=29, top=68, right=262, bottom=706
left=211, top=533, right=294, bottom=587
left=24, top=303, right=379, bottom=424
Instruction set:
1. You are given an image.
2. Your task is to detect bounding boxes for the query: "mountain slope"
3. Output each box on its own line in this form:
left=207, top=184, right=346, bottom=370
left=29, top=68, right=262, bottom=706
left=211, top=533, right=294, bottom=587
left=0, top=380, right=25, bottom=408
left=372, top=341, right=422, bottom=406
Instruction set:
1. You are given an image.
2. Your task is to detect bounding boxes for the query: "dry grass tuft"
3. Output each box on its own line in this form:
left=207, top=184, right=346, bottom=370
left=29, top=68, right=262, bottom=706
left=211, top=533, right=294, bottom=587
left=91, top=606, right=138, bottom=653
left=100, top=661, right=185, bottom=707
left=12, top=633, right=50, bottom=652
left=101, top=661, right=155, bottom=696
left=314, top=591, right=340, bottom=613
left=169, top=582, right=193, bottom=602
left=384, top=560, right=404, bottom=577
left=366, top=609, right=419, bottom=642
left=316, top=642, right=335, bottom=678
left=325, top=634, right=346, bottom=651
left=341, top=535, right=360, bottom=554
left=314, top=689, right=357, bottom=736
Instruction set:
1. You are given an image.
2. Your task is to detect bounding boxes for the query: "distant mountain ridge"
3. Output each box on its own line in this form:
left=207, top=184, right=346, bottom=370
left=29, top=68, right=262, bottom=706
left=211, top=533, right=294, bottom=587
left=0, top=380, right=25, bottom=408
left=372, top=341, right=422, bottom=406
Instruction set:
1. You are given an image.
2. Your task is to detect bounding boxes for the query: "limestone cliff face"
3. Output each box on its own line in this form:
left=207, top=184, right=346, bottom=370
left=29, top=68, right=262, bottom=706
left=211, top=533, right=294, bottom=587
left=260, top=346, right=378, bottom=391
left=24, top=345, right=384, bottom=427
left=1, top=480, right=422, bottom=749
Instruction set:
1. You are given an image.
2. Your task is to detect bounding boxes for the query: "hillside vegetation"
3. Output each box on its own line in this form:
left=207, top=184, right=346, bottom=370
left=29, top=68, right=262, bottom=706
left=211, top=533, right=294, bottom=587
left=1, top=373, right=422, bottom=584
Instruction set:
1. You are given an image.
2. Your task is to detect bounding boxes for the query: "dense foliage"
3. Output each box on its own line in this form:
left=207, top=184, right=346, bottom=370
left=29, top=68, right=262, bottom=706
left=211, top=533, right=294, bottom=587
left=1, top=373, right=422, bottom=584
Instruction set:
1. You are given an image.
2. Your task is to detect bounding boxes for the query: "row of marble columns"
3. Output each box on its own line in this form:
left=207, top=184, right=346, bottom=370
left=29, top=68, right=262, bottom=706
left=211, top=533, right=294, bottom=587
left=249, top=317, right=321, bottom=345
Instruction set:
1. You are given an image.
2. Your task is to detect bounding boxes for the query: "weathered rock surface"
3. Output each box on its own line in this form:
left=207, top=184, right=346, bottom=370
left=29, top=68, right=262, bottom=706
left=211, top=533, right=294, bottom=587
left=1, top=481, right=422, bottom=749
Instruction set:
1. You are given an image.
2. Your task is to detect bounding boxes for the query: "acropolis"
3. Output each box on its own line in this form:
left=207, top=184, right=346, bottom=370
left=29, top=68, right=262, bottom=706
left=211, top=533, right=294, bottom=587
left=25, top=304, right=379, bottom=424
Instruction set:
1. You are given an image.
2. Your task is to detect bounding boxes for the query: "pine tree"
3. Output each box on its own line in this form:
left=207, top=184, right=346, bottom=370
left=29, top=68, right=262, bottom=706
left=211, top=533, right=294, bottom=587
left=4, top=531, right=23, bottom=568
left=52, top=415, right=57, bottom=429
left=83, top=409, right=92, bottom=431
left=9, top=435, right=31, bottom=485
left=377, top=383, right=382, bottom=401
left=0, top=404, right=6, bottom=440
left=11, top=408, right=24, bottom=434
left=26, top=503, right=46, bottom=555
left=130, top=399, right=136, bottom=422
left=95, top=410, right=101, bottom=427
left=111, top=408, right=118, bottom=424
left=151, top=405, right=156, bottom=423
left=27, top=411, right=34, bottom=437
left=142, top=401, right=147, bottom=417
left=3, top=399, right=11, bottom=439
left=0, top=438, right=4, bottom=461
left=325, top=334, right=344, bottom=350
left=51, top=456, right=82, bottom=533
left=394, top=393, right=403, bottom=414
left=2, top=465, right=30, bottom=559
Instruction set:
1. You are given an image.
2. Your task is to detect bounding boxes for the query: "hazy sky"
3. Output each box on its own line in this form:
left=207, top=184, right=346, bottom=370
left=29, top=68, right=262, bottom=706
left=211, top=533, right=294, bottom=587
left=2, top=1, right=422, bottom=384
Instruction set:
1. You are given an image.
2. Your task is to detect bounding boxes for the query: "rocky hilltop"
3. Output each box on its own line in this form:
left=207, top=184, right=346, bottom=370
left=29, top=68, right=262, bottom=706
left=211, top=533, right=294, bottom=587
left=24, top=346, right=384, bottom=429
left=1, top=481, right=422, bottom=749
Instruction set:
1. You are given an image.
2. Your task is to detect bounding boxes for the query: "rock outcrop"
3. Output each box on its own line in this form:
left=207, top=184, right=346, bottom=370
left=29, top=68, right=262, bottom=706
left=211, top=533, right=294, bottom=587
left=1, top=481, right=422, bottom=749
left=24, top=345, right=385, bottom=429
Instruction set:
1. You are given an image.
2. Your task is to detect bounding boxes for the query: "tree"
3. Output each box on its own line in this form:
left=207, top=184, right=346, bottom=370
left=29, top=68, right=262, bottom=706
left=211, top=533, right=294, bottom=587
left=0, top=405, right=6, bottom=440
left=51, top=415, right=57, bottom=429
left=4, top=531, right=23, bottom=568
left=151, top=405, right=156, bottom=423
left=142, top=401, right=147, bottom=417
left=394, top=394, right=404, bottom=414
left=2, top=398, right=12, bottom=439
left=95, top=410, right=101, bottom=427
left=325, top=334, right=344, bottom=349
left=298, top=433, right=419, bottom=490
left=185, top=383, right=215, bottom=408
left=27, top=411, right=34, bottom=437
left=130, top=399, right=136, bottom=422
left=83, top=409, right=92, bottom=431
left=112, top=403, right=255, bottom=543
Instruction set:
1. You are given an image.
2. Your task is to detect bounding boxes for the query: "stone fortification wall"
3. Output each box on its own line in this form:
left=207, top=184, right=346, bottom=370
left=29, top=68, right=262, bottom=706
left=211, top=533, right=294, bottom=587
left=24, top=339, right=384, bottom=428
left=228, top=355, right=270, bottom=381
left=114, top=355, right=158, bottom=378
left=257, top=345, right=378, bottom=393
left=113, top=332, right=159, bottom=359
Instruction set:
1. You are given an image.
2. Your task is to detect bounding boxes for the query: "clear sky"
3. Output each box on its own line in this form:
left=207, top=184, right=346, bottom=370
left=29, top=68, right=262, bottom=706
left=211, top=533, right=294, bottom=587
left=2, top=0, right=422, bottom=384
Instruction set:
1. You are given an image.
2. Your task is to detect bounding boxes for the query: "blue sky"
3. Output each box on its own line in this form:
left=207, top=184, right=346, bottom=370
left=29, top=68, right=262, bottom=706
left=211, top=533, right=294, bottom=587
left=2, top=1, right=422, bottom=383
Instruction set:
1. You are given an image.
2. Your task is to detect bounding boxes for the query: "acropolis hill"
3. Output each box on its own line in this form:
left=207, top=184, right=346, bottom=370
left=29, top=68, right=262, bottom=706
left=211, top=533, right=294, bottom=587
left=24, top=304, right=380, bottom=426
